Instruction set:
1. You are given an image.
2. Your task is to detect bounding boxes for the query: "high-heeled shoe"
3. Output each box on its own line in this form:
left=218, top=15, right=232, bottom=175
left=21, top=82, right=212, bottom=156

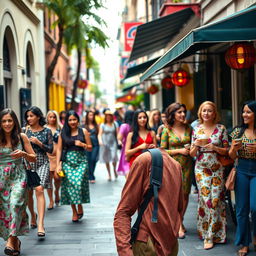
left=37, top=230, right=46, bottom=238
left=77, top=212, right=83, bottom=220
left=4, top=246, right=19, bottom=256
left=30, top=213, right=37, bottom=229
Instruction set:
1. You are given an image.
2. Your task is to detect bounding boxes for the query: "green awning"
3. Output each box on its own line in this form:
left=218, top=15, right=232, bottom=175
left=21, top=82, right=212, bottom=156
left=141, top=5, right=256, bottom=82
left=122, top=83, right=140, bottom=92
left=129, top=8, right=196, bottom=61
left=123, top=57, right=160, bottom=80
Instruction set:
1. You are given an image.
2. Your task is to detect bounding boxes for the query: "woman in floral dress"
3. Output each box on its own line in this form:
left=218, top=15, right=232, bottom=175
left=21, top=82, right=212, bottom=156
left=160, top=103, right=193, bottom=239
left=56, top=110, right=92, bottom=222
left=0, top=108, right=36, bottom=256
left=190, top=101, right=229, bottom=250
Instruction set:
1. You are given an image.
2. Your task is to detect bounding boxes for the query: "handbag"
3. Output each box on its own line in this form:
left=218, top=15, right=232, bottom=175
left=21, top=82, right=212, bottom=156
left=20, top=135, right=41, bottom=188
left=217, top=154, right=234, bottom=167
left=113, top=123, right=122, bottom=150
left=225, top=167, right=236, bottom=190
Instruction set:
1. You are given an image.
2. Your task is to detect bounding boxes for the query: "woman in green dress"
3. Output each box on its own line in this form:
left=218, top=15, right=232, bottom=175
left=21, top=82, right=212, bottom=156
left=160, top=103, right=193, bottom=239
left=56, top=110, right=92, bottom=222
left=0, top=108, right=36, bottom=256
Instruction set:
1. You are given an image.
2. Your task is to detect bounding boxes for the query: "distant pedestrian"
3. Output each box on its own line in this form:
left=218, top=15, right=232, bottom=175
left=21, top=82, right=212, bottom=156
left=229, top=100, right=256, bottom=256
left=125, top=109, right=156, bottom=167
left=0, top=108, right=36, bottom=256
left=149, top=108, right=161, bottom=134
left=56, top=110, right=92, bottom=222
left=117, top=110, right=134, bottom=178
left=114, top=149, right=184, bottom=256
left=83, top=110, right=99, bottom=184
left=190, top=101, right=229, bottom=250
left=98, top=110, right=118, bottom=181
left=45, top=110, right=62, bottom=209
left=59, top=111, right=66, bottom=125
left=24, top=106, right=53, bottom=238
left=156, top=110, right=167, bottom=143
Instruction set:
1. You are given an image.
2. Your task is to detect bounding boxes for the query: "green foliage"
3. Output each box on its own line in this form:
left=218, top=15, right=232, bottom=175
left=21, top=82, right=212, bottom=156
left=90, top=83, right=102, bottom=99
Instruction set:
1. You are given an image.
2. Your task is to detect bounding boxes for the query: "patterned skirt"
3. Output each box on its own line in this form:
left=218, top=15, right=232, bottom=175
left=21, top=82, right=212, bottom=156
left=0, top=163, right=29, bottom=240
left=61, top=151, right=90, bottom=205
left=30, top=153, right=51, bottom=189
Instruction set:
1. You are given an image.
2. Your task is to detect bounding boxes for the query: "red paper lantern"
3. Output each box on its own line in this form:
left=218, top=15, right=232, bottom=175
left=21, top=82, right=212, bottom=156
left=147, top=84, right=159, bottom=95
left=225, top=43, right=256, bottom=70
left=78, top=79, right=88, bottom=89
left=171, top=69, right=190, bottom=87
left=161, top=76, right=173, bottom=89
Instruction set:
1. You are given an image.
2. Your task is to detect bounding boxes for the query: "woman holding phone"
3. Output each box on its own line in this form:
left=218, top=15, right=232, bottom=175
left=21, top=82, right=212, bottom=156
left=229, top=101, right=256, bottom=256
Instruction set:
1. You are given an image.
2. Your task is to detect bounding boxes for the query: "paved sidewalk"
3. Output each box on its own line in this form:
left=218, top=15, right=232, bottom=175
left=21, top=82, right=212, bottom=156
left=0, top=163, right=241, bottom=255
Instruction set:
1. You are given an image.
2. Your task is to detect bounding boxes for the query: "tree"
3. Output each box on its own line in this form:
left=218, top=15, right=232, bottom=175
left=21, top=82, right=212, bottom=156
left=43, top=0, right=108, bottom=109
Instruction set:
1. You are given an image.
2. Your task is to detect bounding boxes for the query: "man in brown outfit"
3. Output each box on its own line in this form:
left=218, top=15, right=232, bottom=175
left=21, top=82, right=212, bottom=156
left=113, top=149, right=184, bottom=256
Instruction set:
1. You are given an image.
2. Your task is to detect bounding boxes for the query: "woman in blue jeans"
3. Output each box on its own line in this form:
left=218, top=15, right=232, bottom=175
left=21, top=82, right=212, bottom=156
left=229, top=100, right=256, bottom=256
left=84, top=111, right=99, bottom=183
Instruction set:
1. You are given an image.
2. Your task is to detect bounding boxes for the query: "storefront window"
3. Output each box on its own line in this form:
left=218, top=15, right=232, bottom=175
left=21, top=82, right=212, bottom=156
left=236, top=67, right=255, bottom=124
left=219, top=53, right=232, bottom=132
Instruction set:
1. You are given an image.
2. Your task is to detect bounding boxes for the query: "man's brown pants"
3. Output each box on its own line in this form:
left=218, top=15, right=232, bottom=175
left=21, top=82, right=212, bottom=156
left=132, top=237, right=178, bottom=256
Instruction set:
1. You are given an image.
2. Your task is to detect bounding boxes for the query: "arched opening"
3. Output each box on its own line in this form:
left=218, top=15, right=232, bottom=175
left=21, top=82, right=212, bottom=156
left=1, top=34, right=12, bottom=110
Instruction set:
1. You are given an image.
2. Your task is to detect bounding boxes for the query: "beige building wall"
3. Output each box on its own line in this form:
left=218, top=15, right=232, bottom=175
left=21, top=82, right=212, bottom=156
left=0, top=0, right=46, bottom=117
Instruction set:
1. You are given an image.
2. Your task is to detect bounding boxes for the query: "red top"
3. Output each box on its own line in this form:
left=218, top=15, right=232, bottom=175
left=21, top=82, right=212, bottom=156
left=129, top=132, right=154, bottom=167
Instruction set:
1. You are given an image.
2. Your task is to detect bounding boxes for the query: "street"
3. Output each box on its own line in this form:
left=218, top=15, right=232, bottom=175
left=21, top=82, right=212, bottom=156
left=0, top=163, right=240, bottom=256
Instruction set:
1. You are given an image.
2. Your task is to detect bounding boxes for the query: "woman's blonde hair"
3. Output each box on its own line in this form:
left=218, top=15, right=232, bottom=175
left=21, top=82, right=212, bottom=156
left=148, top=109, right=161, bottom=128
left=46, top=110, right=62, bottom=129
left=197, top=101, right=220, bottom=124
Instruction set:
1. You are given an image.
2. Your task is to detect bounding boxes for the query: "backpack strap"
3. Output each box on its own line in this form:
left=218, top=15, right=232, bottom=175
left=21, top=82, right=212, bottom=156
left=130, top=148, right=163, bottom=244
left=149, top=148, right=163, bottom=223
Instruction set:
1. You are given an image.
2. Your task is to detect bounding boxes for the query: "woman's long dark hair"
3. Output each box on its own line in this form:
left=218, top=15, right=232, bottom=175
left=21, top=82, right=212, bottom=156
left=124, top=110, right=134, bottom=126
left=0, top=108, right=21, bottom=149
left=131, top=109, right=150, bottom=145
left=61, top=110, right=80, bottom=144
left=166, top=103, right=187, bottom=126
left=84, top=110, right=98, bottom=135
left=236, top=100, right=256, bottom=138
left=25, top=106, right=46, bottom=126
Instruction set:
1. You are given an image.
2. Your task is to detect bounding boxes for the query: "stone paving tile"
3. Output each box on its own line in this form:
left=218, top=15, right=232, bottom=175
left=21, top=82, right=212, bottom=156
left=0, top=162, right=242, bottom=256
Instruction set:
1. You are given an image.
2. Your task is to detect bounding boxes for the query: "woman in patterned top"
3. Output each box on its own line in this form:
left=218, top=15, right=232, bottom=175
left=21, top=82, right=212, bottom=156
left=125, top=110, right=156, bottom=167
left=229, top=101, right=256, bottom=256
left=46, top=110, right=62, bottom=209
left=56, top=110, right=92, bottom=222
left=190, top=101, right=229, bottom=250
left=0, top=109, right=36, bottom=256
left=160, top=103, right=193, bottom=239
left=24, top=106, right=53, bottom=238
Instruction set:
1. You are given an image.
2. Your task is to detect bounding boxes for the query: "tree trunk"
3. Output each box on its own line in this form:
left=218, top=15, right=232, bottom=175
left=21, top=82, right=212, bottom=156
left=71, top=49, right=82, bottom=110
left=45, top=23, right=64, bottom=110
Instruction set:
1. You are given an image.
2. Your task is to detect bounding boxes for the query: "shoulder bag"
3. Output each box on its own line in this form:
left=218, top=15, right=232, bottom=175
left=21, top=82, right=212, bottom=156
left=225, top=167, right=236, bottom=190
left=20, top=135, right=41, bottom=188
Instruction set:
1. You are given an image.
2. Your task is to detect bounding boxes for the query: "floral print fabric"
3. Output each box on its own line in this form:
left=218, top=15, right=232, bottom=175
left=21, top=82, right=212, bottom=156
left=0, top=143, right=29, bottom=240
left=160, top=125, right=193, bottom=194
left=192, top=123, right=228, bottom=243
left=61, top=151, right=90, bottom=205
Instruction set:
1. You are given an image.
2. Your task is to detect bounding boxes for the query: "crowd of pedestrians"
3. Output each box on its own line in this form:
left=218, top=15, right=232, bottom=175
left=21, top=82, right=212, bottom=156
left=0, top=100, right=256, bottom=256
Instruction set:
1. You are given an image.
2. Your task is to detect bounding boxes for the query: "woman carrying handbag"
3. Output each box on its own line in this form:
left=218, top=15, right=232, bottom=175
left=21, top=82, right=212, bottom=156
left=56, top=110, right=92, bottom=222
left=229, top=101, right=256, bottom=256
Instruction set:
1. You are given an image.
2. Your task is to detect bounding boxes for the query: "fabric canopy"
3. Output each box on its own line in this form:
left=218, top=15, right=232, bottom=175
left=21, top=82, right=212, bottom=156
left=122, top=83, right=140, bottom=92
left=123, top=57, right=159, bottom=80
left=140, top=5, right=256, bottom=82
left=129, top=8, right=195, bottom=61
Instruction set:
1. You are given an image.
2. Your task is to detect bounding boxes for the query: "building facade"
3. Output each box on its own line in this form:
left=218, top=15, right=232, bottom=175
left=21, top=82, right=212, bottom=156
left=0, top=0, right=46, bottom=124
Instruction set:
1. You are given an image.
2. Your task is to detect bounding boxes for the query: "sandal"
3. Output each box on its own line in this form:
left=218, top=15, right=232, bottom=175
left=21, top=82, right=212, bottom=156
left=30, top=213, right=37, bottom=229
left=237, top=247, right=249, bottom=256
left=77, top=212, right=83, bottom=220
left=4, top=246, right=20, bottom=256
left=204, top=240, right=214, bottom=250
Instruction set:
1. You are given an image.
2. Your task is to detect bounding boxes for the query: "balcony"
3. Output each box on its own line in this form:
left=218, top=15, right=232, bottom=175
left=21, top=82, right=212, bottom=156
left=159, top=1, right=200, bottom=17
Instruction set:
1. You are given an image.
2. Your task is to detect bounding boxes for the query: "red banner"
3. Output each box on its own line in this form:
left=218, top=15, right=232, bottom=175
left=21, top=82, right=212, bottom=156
left=124, top=22, right=143, bottom=52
